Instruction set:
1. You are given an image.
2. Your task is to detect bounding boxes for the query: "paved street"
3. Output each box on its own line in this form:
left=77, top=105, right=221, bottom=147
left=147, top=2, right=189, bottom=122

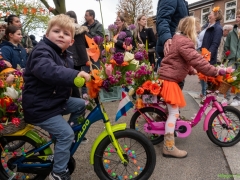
left=59, top=75, right=240, bottom=180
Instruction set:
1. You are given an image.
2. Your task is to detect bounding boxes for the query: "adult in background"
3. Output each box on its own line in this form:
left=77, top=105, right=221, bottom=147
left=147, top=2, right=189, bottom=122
left=224, top=9, right=240, bottom=106
left=113, top=15, right=132, bottom=53
left=198, top=7, right=223, bottom=98
left=0, top=23, right=7, bottom=40
left=217, top=24, right=233, bottom=64
left=83, top=9, right=103, bottom=38
left=29, top=35, right=38, bottom=47
left=0, top=25, right=27, bottom=68
left=156, top=0, right=189, bottom=89
left=133, top=14, right=156, bottom=66
left=5, top=14, right=33, bottom=55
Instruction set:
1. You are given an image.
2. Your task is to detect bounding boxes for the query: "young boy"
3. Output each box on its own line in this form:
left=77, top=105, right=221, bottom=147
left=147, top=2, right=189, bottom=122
left=224, top=9, right=240, bottom=106
left=22, top=14, right=90, bottom=180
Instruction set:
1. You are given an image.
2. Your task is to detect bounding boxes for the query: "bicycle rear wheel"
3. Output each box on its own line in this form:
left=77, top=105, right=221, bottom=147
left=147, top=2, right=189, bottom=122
left=94, top=129, right=156, bottom=180
left=206, top=106, right=240, bottom=147
left=0, top=136, right=48, bottom=180
left=130, top=107, right=167, bottom=145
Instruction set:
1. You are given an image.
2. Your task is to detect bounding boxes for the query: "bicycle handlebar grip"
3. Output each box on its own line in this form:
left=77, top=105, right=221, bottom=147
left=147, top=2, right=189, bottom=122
left=74, top=77, right=85, bottom=87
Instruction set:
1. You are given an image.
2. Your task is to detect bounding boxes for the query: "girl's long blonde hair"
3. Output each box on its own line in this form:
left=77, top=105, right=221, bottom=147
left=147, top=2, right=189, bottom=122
left=176, top=16, right=200, bottom=45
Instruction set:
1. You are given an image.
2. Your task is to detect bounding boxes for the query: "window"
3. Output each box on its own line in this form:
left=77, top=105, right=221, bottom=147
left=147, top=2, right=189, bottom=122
left=225, top=0, right=237, bottom=22
left=201, top=7, right=210, bottom=26
left=189, top=11, right=194, bottom=16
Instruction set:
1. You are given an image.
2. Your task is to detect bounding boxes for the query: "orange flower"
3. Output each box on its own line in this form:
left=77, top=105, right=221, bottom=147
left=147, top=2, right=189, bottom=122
left=121, top=61, right=129, bottom=66
left=136, top=87, right=144, bottom=95
left=198, top=73, right=208, bottom=81
left=86, top=69, right=103, bottom=98
left=142, top=80, right=152, bottom=90
left=201, top=48, right=211, bottom=61
left=135, top=98, right=145, bottom=109
left=216, top=75, right=223, bottom=83
left=212, top=6, right=220, bottom=12
left=150, top=83, right=161, bottom=95
left=110, top=59, right=117, bottom=66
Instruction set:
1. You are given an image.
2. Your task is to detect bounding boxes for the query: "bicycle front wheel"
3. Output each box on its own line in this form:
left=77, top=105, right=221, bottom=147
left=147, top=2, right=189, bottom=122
left=130, top=107, right=167, bottom=145
left=206, top=106, right=240, bottom=147
left=94, top=129, right=156, bottom=180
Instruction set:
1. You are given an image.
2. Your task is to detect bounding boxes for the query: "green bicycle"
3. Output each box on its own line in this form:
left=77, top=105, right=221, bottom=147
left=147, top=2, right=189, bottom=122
left=0, top=95, right=156, bottom=180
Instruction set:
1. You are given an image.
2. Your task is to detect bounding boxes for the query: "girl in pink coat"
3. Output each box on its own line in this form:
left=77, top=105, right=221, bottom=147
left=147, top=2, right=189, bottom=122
left=158, top=16, right=222, bottom=158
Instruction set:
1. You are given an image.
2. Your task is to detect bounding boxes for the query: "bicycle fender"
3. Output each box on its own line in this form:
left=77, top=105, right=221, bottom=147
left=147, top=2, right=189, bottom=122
left=90, top=123, right=127, bottom=165
left=203, top=107, right=218, bottom=131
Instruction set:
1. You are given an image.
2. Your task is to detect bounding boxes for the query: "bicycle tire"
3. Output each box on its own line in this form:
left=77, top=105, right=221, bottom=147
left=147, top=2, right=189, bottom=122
left=94, top=129, right=156, bottom=180
left=0, top=136, right=48, bottom=180
left=130, top=107, right=166, bottom=145
left=206, top=106, right=240, bottom=147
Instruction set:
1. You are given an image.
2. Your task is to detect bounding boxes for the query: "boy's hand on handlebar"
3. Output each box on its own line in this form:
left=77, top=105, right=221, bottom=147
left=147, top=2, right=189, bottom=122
left=78, top=71, right=91, bottom=82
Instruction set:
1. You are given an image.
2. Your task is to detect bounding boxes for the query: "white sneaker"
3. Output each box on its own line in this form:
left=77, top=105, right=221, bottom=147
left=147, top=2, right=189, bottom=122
left=230, top=99, right=240, bottom=106
left=221, top=98, right=229, bottom=105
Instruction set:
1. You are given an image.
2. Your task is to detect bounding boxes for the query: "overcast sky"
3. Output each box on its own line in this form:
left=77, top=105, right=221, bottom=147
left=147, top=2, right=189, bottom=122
left=37, top=0, right=198, bottom=40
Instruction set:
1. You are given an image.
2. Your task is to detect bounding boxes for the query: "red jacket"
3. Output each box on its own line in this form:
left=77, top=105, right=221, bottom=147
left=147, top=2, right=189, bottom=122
left=159, top=34, right=218, bottom=83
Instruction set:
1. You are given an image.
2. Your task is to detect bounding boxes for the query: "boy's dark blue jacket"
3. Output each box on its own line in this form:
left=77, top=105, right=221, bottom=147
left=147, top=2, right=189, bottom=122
left=0, top=40, right=27, bottom=68
left=22, top=36, right=79, bottom=124
left=201, top=21, right=223, bottom=65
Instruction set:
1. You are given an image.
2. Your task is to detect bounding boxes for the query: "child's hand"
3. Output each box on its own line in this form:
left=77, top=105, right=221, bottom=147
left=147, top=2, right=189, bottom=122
left=78, top=71, right=91, bottom=81
left=6, top=74, right=15, bottom=84
left=3, top=60, right=12, bottom=68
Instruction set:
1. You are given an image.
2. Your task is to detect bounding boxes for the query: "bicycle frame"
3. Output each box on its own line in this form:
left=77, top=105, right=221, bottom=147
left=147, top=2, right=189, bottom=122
left=138, top=92, right=230, bottom=133
left=6, top=101, right=128, bottom=170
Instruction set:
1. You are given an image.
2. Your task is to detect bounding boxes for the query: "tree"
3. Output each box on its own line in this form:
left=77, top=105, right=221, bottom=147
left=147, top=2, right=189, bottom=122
left=116, top=0, right=153, bottom=25
left=0, top=0, right=50, bottom=34
left=39, top=0, right=66, bottom=15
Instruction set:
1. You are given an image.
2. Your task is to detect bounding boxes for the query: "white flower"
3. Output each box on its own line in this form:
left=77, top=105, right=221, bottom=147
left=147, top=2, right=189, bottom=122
left=128, top=88, right=135, bottom=96
left=4, top=86, right=19, bottom=99
left=130, top=60, right=139, bottom=67
left=124, top=52, right=134, bottom=61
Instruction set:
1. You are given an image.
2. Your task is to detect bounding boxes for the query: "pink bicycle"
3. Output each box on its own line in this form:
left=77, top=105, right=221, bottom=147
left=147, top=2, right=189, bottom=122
left=130, top=91, right=240, bottom=146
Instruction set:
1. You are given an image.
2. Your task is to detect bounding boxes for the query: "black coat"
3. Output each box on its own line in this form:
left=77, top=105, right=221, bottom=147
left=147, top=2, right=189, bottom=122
left=133, top=27, right=156, bottom=49
left=22, top=36, right=79, bottom=123
left=201, top=21, right=223, bottom=65
left=115, top=28, right=132, bottom=53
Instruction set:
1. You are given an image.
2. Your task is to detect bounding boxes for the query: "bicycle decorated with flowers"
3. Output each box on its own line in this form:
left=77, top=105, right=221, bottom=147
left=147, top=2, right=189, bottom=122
left=0, top=76, right=156, bottom=180
left=126, top=61, right=240, bottom=146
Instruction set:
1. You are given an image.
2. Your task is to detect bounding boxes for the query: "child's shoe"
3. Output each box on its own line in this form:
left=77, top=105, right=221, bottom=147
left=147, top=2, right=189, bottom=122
left=49, top=169, right=71, bottom=180
left=162, top=133, right=187, bottom=158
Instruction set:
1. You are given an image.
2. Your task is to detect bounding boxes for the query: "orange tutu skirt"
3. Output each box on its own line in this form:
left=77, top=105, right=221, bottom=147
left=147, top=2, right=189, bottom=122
left=160, top=80, right=186, bottom=108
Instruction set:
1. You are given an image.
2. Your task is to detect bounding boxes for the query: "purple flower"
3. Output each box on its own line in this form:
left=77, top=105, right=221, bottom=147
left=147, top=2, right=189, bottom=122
left=118, top=31, right=127, bottom=39
left=108, top=24, right=117, bottom=32
left=93, top=36, right=104, bottom=45
left=124, top=37, right=132, bottom=46
left=101, top=57, right=106, bottom=63
left=102, top=79, right=111, bottom=91
left=14, top=70, right=22, bottom=77
left=0, top=60, right=6, bottom=68
left=109, top=47, right=116, bottom=54
left=129, top=24, right=136, bottom=31
left=134, top=51, right=144, bottom=61
left=113, top=52, right=124, bottom=65
left=102, top=49, right=106, bottom=56
left=6, top=102, right=18, bottom=112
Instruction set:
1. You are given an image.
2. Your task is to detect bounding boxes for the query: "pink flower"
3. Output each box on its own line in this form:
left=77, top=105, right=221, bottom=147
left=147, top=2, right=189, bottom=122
left=226, top=66, right=235, bottom=73
left=105, top=64, right=113, bottom=76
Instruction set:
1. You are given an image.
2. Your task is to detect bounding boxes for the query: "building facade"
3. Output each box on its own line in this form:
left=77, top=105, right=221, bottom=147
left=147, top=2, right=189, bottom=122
left=151, top=0, right=240, bottom=34
left=189, top=0, right=240, bottom=27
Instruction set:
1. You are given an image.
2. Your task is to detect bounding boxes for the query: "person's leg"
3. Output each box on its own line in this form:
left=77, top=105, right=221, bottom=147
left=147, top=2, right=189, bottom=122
left=178, top=79, right=185, bottom=90
left=200, top=80, right=207, bottom=96
left=62, top=97, right=86, bottom=126
left=163, top=103, right=187, bottom=158
left=34, top=115, right=74, bottom=179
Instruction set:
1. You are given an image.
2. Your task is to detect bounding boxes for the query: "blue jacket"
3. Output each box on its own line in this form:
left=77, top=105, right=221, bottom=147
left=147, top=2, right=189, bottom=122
left=201, top=21, right=223, bottom=65
left=156, top=0, right=189, bottom=58
left=22, top=36, right=80, bottom=124
left=0, top=40, right=27, bottom=68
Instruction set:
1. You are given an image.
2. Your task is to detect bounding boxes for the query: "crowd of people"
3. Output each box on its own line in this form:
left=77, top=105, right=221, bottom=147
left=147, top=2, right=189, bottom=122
left=0, top=2, right=240, bottom=179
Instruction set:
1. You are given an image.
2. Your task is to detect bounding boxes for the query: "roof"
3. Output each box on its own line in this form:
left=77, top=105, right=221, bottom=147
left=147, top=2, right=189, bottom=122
left=188, top=0, right=215, bottom=9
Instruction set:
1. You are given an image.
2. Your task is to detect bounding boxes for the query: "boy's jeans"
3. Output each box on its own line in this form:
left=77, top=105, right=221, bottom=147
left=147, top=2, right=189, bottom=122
left=33, top=97, right=85, bottom=173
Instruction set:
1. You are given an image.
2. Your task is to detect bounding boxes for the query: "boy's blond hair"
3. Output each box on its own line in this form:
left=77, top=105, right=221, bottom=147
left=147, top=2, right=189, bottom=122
left=177, top=16, right=199, bottom=45
left=237, top=9, right=240, bottom=16
left=46, top=14, right=75, bottom=38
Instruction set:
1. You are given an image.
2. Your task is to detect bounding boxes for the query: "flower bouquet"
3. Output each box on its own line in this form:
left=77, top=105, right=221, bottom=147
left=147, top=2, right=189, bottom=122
left=0, top=67, right=25, bottom=134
